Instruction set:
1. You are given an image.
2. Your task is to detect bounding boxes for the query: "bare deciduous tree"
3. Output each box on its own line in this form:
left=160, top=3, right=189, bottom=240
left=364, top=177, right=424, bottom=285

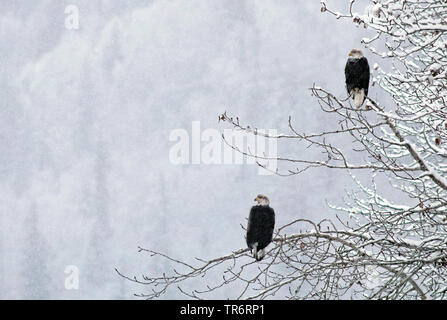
left=117, top=0, right=447, bottom=299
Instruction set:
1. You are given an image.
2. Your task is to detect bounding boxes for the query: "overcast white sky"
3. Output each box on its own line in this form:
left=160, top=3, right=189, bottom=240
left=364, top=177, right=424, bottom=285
left=0, top=0, right=381, bottom=299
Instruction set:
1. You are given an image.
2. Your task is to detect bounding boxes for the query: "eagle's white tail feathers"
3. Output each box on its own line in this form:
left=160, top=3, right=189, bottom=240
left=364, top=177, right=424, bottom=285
left=353, top=88, right=365, bottom=108
left=252, top=242, right=258, bottom=259
left=251, top=242, right=267, bottom=261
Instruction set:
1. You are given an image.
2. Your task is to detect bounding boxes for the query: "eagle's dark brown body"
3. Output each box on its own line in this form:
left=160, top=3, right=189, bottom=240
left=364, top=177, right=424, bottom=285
left=345, top=56, right=370, bottom=107
left=246, top=205, right=275, bottom=261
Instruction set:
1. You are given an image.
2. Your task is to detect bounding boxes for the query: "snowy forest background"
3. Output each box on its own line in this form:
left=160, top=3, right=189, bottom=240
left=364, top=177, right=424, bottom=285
left=0, top=0, right=388, bottom=299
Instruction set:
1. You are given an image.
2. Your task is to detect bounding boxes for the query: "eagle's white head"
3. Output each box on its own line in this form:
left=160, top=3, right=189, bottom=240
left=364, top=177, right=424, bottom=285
left=348, top=48, right=364, bottom=59
left=254, top=194, right=270, bottom=206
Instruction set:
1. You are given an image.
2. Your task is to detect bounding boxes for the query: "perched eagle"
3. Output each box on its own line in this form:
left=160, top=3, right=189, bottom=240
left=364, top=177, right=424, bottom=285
left=246, top=194, right=275, bottom=261
left=345, top=49, right=370, bottom=108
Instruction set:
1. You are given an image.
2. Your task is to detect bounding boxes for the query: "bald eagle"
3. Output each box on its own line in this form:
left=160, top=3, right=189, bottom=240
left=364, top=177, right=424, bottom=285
left=246, top=194, right=275, bottom=261
left=345, top=49, right=370, bottom=108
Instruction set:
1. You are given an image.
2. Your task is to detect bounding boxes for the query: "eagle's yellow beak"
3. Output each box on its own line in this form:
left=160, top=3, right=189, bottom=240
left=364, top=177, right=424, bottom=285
left=254, top=197, right=258, bottom=202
